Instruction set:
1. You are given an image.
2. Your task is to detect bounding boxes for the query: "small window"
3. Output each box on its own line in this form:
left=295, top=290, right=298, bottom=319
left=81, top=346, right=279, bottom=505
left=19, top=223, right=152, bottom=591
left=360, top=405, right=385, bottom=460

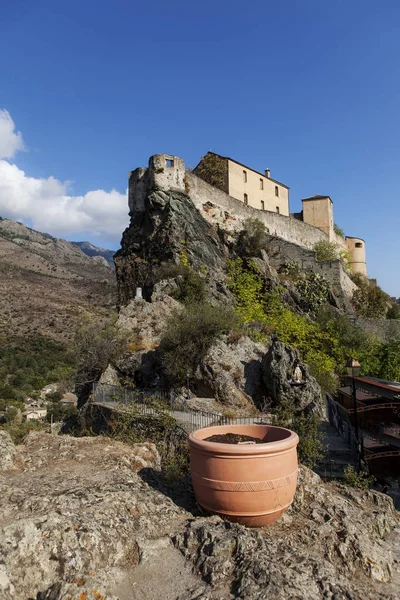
left=276, top=206, right=280, bottom=214
left=261, top=200, right=265, bottom=210
left=260, top=178, right=264, bottom=190
left=244, top=193, right=248, bottom=205
left=166, top=158, right=174, bottom=167
left=243, top=170, right=247, bottom=183
left=355, top=242, right=363, bottom=248
left=275, top=186, right=279, bottom=197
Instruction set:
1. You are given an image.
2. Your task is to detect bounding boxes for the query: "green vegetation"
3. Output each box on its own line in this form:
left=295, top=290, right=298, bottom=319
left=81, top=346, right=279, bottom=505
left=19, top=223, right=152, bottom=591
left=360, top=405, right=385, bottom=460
left=352, top=279, right=388, bottom=318
left=157, top=263, right=206, bottom=305
left=343, top=465, right=375, bottom=489
left=313, top=240, right=352, bottom=271
left=236, top=218, right=267, bottom=257
left=160, top=302, right=241, bottom=384
left=0, top=335, right=74, bottom=401
left=107, top=399, right=190, bottom=483
left=228, top=258, right=400, bottom=390
left=296, top=273, right=330, bottom=314
left=387, top=303, right=400, bottom=320
left=74, top=317, right=129, bottom=399
left=313, top=240, right=339, bottom=261
left=333, top=223, right=345, bottom=238
left=273, top=398, right=325, bottom=468
left=46, top=402, right=78, bottom=423
left=193, top=153, right=226, bottom=191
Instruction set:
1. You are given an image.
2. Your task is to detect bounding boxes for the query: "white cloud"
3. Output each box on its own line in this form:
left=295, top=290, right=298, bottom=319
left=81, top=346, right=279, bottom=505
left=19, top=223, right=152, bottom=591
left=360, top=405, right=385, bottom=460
left=0, top=109, right=129, bottom=246
left=0, top=110, right=25, bottom=159
left=0, top=160, right=129, bottom=245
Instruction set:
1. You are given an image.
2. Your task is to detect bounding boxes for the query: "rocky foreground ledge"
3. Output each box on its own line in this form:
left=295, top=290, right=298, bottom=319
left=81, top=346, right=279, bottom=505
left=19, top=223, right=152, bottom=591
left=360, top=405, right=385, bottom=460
left=0, top=432, right=398, bottom=600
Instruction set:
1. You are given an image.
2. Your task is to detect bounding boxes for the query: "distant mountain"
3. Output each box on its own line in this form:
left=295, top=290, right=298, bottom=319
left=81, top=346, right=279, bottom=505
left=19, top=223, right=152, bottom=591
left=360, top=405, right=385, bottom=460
left=0, top=218, right=116, bottom=343
left=72, top=241, right=115, bottom=269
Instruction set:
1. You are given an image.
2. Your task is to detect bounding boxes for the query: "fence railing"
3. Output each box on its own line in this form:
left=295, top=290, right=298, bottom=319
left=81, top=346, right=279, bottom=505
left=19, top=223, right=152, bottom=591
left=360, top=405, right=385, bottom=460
left=92, top=383, right=271, bottom=432
left=326, top=393, right=359, bottom=462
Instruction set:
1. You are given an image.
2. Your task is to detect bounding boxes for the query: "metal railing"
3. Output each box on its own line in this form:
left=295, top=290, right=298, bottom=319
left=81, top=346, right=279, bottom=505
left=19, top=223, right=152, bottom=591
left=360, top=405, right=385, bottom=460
left=92, top=383, right=271, bottom=432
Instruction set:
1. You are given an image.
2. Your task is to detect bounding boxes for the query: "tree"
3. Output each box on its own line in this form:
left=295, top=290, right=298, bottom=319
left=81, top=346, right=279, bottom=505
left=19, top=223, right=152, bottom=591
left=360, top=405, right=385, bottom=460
left=386, top=304, right=400, bottom=320
left=352, top=282, right=388, bottom=318
left=74, top=318, right=129, bottom=405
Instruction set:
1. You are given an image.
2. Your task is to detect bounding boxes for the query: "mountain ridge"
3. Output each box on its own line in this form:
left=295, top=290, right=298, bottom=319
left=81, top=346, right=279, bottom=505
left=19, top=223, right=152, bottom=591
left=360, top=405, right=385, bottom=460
left=0, top=217, right=116, bottom=343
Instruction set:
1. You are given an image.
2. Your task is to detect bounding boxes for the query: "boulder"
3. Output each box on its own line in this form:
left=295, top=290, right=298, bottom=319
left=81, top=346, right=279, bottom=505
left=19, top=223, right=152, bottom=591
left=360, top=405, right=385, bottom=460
left=262, top=338, right=323, bottom=413
left=196, top=335, right=267, bottom=410
left=174, top=466, right=399, bottom=600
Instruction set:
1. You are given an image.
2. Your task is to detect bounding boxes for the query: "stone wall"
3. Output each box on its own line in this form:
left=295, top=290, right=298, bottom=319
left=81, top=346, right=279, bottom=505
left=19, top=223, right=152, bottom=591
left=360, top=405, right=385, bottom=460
left=354, top=317, right=400, bottom=342
left=264, top=235, right=357, bottom=302
left=187, top=172, right=328, bottom=250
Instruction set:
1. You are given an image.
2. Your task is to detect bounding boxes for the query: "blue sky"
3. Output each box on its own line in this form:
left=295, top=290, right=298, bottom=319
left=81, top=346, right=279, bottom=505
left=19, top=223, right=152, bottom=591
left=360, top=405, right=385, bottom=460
left=1, top=0, right=400, bottom=295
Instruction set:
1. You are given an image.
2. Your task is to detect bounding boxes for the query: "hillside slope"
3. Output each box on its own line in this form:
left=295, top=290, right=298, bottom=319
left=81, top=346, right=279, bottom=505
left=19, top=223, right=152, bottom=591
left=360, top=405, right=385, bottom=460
left=72, top=240, right=115, bottom=269
left=0, top=218, right=116, bottom=343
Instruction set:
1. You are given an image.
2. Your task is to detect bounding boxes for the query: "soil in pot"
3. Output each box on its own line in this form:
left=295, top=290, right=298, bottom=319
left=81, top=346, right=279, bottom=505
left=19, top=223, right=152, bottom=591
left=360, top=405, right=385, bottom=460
left=204, top=433, right=264, bottom=444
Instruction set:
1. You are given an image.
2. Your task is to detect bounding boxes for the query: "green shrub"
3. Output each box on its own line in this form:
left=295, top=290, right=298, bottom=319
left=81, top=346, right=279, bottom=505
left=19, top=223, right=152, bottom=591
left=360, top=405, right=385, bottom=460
left=386, top=304, right=400, bottom=320
left=343, top=465, right=374, bottom=489
left=236, top=218, right=267, bottom=257
left=352, top=282, right=388, bottom=318
left=156, top=263, right=206, bottom=305
left=334, top=223, right=345, bottom=238
left=0, top=335, right=74, bottom=400
left=160, top=302, right=241, bottom=383
left=227, top=258, right=266, bottom=327
left=0, top=419, right=48, bottom=444
left=313, top=240, right=339, bottom=261
left=272, top=397, right=325, bottom=468
left=296, top=273, right=330, bottom=313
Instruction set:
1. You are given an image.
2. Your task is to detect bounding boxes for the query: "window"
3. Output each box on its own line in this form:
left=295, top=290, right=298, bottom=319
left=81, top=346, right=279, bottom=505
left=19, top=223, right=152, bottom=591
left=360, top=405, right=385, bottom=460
left=166, top=158, right=174, bottom=167
left=261, top=200, right=265, bottom=210
left=243, top=170, right=247, bottom=183
left=276, top=206, right=280, bottom=214
left=275, top=186, right=279, bottom=197
left=260, top=178, right=264, bottom=190
left=355, top=242, right=363, bottom=248
left=244, top=193, right=248, bottom=205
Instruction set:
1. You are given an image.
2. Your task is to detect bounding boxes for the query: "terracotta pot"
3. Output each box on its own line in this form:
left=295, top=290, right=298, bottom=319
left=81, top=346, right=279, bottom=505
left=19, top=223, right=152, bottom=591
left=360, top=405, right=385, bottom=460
left=189, top=424, right=299, bottom=527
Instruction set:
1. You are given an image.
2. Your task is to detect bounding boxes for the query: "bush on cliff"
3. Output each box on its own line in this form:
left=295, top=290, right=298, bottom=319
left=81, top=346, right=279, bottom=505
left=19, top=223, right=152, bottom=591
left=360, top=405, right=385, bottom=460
left=273, top=397, right=325, bottom=468
left=157, top=263, right=206, bottom=305
left=236, top=218, right=267, bottom=257
left=227, top=258, right=400, bottom=390
left=160, top=302, right=241, bottom=383
left=352, top=280, right=388, bottom=318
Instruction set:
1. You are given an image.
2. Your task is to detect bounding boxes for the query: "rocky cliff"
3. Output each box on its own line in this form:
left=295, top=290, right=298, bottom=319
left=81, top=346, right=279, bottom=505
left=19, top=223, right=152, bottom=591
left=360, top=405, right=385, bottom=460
left=114, top=188, right=228, bottom=305
left=0, top=431, right=398, bottom=600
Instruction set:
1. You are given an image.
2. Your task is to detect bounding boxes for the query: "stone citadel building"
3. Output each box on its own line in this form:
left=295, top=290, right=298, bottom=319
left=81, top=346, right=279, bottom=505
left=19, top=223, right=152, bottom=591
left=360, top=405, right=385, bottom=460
left=194, top=152, right=367, bottom=276
left=128, top=152, right=367, bottom=276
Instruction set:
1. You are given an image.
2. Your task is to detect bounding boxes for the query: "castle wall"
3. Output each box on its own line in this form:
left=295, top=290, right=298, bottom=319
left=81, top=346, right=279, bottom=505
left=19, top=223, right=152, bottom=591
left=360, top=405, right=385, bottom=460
left=187, top=172, right=328, bottom=250
left=302, top=197, right=334, bottom=239
left=264, top=235, right=357, bottom=303
left=128, top=167, right=148, bottom=214
left=149, top=154, right=185, bottom=192
left=354, top=317, right=400, bottom=342
left=227, top=160, right=290, bottom=216
left=346, top=237, right=367, bottom=276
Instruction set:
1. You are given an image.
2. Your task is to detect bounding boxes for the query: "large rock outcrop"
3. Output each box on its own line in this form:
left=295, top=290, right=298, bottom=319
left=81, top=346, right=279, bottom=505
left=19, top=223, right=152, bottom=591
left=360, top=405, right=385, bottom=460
left=174, top=467, right=399, bottom=599
left=115, top=189, right=228, bottom=305
left=1, top=433, right=398, bottom=600
left=262, top=338, right=323, bottom=413
left=195, top=335, right=266, bottom=410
